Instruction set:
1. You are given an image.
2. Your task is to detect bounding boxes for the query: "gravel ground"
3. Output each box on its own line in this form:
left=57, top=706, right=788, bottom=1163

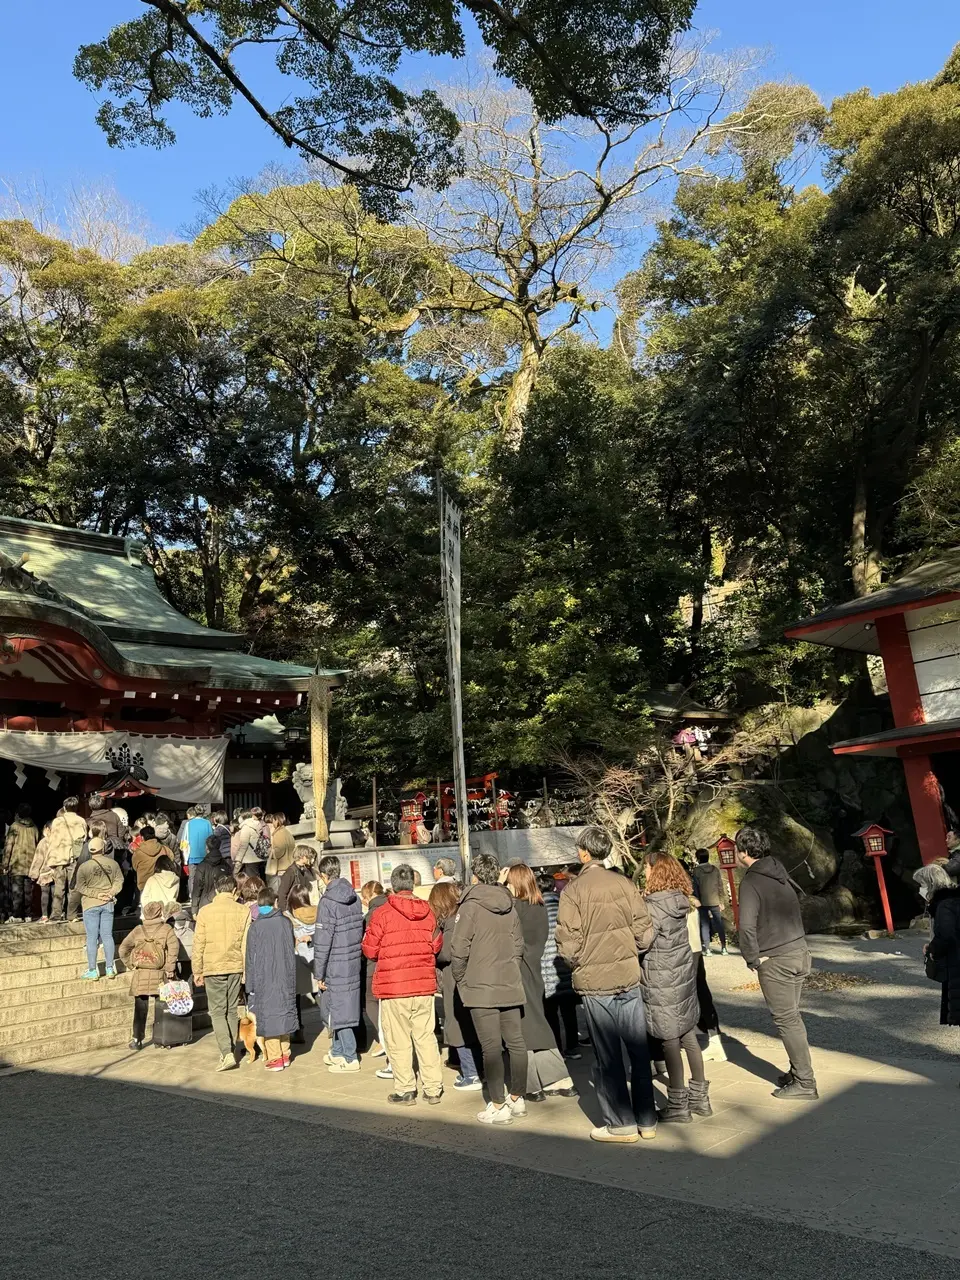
left=0, top=1070, right=948, bottom=1280
left=706, top=932, right=960, bottom=1064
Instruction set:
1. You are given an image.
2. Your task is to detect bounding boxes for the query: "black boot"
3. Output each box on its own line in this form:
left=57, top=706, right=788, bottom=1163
left=658, top=1087, right=692, bottom=1123
left=688, top=1079, right=713, bottom=1117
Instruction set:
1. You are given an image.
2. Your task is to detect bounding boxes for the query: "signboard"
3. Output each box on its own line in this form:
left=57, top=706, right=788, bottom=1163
left=440, top=483, right=471, bottom=883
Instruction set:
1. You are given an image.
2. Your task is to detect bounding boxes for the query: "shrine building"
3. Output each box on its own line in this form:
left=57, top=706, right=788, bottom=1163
left=784, top=550, right=960, bottom=865
left=0, top=516, right=343, bottom=821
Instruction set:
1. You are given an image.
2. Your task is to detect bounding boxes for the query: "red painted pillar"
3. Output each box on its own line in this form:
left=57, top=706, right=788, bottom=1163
left=901, top=753, right=947, bottom=865
left=875, top=614, right=924, bottom=726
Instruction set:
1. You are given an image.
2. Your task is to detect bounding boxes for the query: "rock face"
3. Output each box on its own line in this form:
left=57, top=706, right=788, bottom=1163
left=684, top=789, right=838, bottom=893
left=676, top=688, right=923, bottom=930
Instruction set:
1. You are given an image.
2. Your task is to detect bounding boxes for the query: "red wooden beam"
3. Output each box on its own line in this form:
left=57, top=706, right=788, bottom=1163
left=785, top=591, right=960, bottom=638
left=875, top=614, right=924, bottom=726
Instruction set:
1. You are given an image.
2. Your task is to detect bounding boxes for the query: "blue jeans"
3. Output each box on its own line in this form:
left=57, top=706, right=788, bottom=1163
left=82, top=903, right=116, bottom=972
left=582, top=986, right=657, bottom=1132
left=332, top=1027, right=358, bottom=1063
left=699, top=905, right=726, bottom=949
left=457, top=1045, right=479, bottom=1082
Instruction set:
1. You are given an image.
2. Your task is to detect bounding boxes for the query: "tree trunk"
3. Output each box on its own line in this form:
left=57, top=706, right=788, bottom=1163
left=688, top=524, right=713, bottom=678
left=238, top=545, right=283, bottom=625
left=201, top=508, right=225, bottom=629
left=850, top=461, right=883, bottom=597
left=501, top=336, right=542, bottom=450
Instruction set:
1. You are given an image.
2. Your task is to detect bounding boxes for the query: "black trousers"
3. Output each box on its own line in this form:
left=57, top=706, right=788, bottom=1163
left=2, top=873, right=32, bottom=919
left=470, top=1006, right=527, bottom=1104
left=696, top=954, right=720, bottom=1034
left=132, top=995, right=153, bottom=1044
left=544, top=992, right=580, bottom=1053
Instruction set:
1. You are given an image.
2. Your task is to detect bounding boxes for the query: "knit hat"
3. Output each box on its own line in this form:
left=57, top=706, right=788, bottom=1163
left=88, top=837, right=105, bottom=854
left=143, top=901, right=165, bottom=921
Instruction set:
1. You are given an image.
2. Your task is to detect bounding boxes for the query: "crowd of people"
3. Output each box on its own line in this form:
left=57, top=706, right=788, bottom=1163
left=6, top=793, right=957, bottom=1133
left=1, top=792, right=833, bottom=1138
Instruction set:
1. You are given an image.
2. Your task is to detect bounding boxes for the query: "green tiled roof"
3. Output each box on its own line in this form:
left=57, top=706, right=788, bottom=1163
left=0, top=516, right=345, bottom=693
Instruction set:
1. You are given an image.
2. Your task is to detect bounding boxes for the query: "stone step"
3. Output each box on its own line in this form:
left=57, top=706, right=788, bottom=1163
left=0, top=974, right=136, bottom=1005
left=0, top=1004, right=132, bottom=1048
left=0, top=961, right=89, bottom=992
left=0, top=1024, right=144, bottom=1067
left=0, top=988, right=130, bottom=1027
left=0, top=918, right=140, bottom=951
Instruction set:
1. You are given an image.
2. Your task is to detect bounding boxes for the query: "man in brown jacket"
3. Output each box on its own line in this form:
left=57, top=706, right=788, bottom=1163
left=556, top=826, right=658, bottom=1144
left=193, top=875, right=252, bottom=1071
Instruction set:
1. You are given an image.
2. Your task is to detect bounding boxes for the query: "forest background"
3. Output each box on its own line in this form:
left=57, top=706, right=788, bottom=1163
left=2, top=4, right=960, bottom=887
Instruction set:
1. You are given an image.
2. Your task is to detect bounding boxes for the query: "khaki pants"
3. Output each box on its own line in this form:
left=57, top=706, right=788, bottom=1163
left=380, top=995, right=443, bottom=1096
left=205, top=973, right=242, bottom=1057
left=263, top=1035, right=289, bottom=1062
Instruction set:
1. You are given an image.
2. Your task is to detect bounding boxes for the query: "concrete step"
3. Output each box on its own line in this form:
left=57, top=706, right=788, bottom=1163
left=0, top=1004, right=132, bottom=1048
left=0, top=974, right=136, bottom=1005
left=0, top=988, right=129, bottom=1027
left=0, top=1024, right=144, bottom=1067
left=0, top=960, right=89, bottom=992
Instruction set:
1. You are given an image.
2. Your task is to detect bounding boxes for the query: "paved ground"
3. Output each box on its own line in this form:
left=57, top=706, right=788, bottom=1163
left=2, top=933, right=958, bottom=1275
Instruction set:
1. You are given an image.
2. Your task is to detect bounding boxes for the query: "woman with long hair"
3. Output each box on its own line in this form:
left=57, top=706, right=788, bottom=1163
left=504, top=863, right=577, bottom=1102
left=431, top=879, right=481, bottom=1090
left=642, top=855, right=710, bottom=1122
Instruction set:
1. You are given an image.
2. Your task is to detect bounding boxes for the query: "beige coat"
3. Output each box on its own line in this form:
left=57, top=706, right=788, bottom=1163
left=3, top=819, right=39, bottom=876
left=556, top=862, right=655, bottom=996
left=118, top=921, right=179, bottom=997
left=193, top=890, right=251, bottom=978
left=265, top=827, right=296, bottom=877
left=47, top=811, right=88, bottom=868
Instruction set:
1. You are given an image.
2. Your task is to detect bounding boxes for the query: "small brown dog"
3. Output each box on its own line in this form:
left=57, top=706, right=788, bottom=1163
left=238, top=1014, right=259, bottom=1063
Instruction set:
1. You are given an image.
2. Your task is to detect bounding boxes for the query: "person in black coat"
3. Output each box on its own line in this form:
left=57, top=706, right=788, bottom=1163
left=504, top=864, right=578, bottom=1102
left=314, top=855, right=364, bottom=1073
left=916, top=864, right=960, bottom=1038
left=245, top=887, right=299, bottom=1071
left=190, top=836, right=228, bottom=915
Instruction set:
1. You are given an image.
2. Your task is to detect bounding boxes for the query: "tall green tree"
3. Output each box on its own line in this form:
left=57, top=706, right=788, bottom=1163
left=74, top=0, right=696, bottom=213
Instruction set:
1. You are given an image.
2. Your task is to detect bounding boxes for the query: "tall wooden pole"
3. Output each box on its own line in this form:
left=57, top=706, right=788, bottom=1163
left=309, top=675, right=330, bottom=844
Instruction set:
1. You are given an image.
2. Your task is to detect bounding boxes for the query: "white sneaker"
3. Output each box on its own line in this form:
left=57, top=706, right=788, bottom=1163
left=477, top=1101, right=514, bottom=1125
left=328, top=1059, right=360, bottom=1073
left=702, top=1033, right=727, bottom=1063
left=217, top=1054, right=238, bottom=1072
left=376, top=1064, right=394, bottom=1080
left=505, top=1095, right=527, bottom=1117
left=323, top=1052, right=345, bottom=1066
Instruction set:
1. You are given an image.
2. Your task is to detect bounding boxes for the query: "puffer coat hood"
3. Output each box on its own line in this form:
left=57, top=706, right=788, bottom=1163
left=362, top=891, right=441, bottom=999
left=641, top=889, right=699, bottom=1040
left=449, top=883, right=524, bottom=1009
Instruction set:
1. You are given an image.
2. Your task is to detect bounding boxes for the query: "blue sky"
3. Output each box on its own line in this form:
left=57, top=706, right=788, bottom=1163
left=0, top=1, right=956, bottom=241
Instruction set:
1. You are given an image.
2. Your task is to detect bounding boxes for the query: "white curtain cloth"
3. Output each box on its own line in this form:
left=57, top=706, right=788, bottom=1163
left=0, top=731, right=229, bottom=804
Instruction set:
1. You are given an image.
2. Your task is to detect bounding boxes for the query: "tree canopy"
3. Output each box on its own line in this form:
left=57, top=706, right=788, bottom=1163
left=74, top=0, right=696, bottom=213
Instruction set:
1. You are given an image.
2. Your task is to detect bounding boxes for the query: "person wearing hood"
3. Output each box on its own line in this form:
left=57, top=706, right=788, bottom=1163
left=118, top=900, right=179, bottom=1050
left=362, top=863, right=444, bottom=1105
left=313, top=854, right=364, bottom=1072
left=153, top=812, right=179, bottom=859
left=642, top=855, right=709, bottom=1123
left=450, top=852, right=527, bottom=1125
left=190, top=835, right=228, bottom=914
left=736, top=826, right=817, bottom=1101
left=132, top=826, right=167, bottom=891
left=140, top=855, right=181, bottom=919
left=3, top=803, right=39, bottom=922
left=209, top=810, right=232, bottom=864
left=244, top=886, right=299, bottom=1071
left=915, top=862, right=960, bottom=1063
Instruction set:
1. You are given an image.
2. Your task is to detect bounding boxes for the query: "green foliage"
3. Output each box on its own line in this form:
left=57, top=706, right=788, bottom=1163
left=74, top=0, right=695, bottom=213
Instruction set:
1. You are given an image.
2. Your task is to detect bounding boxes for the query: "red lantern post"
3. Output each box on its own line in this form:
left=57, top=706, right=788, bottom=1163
left=853, top=822, right=895, bottom=936
left=715, top=834, right=740, bottom=931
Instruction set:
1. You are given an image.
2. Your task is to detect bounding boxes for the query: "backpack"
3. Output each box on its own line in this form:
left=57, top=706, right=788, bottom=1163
left=131, top=929, right=167, bottom=970
left=254, top=827, right=272, bottom=862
